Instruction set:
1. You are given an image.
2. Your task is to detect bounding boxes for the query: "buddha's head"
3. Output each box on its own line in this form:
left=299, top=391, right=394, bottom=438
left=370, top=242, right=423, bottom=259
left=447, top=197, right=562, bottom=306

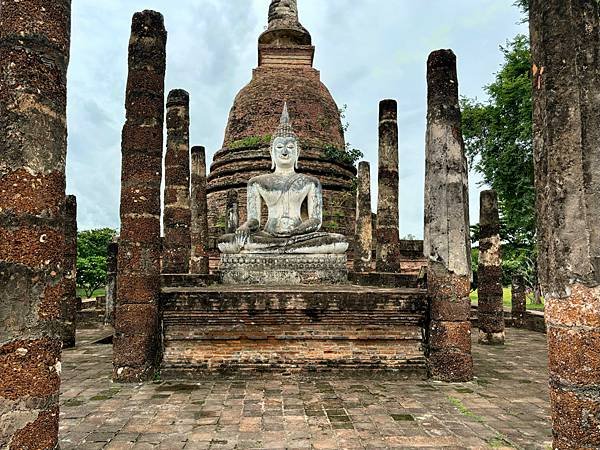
left=271, top=103, right=300, bottom=170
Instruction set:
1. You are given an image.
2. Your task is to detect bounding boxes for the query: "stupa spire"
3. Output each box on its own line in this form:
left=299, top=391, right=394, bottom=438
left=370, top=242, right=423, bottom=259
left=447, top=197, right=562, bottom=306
left=268, top=0, right=300, bottom=28
left=259, top=0, right=311, bottom=46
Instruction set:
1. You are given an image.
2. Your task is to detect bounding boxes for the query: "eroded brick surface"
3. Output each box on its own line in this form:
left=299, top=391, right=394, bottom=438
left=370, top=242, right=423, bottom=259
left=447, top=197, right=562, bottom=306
left=58, top=327, right=552, bottom=449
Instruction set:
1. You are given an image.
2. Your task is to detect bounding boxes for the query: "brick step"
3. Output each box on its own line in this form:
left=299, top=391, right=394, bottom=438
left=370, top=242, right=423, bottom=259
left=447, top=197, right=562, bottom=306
left=161, top=285, right=428, bottom=377
left=348, top=272, right=424, bottom=288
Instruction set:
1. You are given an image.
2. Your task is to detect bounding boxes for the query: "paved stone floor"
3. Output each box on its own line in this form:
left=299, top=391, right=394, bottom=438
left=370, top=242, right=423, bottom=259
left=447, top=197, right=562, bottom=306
left=59, top=328, right=551, bottom=449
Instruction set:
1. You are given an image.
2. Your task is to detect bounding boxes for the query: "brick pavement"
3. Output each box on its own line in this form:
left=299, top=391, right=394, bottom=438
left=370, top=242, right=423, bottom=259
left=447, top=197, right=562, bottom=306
left=59, top=328, right=551, bottom=449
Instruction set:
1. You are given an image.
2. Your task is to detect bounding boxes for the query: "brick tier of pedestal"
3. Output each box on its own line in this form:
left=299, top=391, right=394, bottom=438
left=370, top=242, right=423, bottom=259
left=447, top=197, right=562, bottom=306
left=160, top=280, right=427, bottom=377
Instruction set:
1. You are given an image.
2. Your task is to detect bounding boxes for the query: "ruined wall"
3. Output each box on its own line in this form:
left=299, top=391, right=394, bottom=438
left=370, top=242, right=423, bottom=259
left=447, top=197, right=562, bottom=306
left=530, top=1, right=600, bottom=447
left=0, top=0, right=71, bottom=446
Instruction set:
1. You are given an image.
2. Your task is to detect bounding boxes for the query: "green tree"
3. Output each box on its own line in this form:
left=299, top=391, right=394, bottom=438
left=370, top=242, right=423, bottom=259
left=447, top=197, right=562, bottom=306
left=77, top=228, right=116, bottom=298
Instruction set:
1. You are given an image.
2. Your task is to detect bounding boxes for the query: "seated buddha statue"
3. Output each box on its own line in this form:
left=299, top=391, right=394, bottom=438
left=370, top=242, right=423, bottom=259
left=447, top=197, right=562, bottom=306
left=218, top=104, right=348, bottom=255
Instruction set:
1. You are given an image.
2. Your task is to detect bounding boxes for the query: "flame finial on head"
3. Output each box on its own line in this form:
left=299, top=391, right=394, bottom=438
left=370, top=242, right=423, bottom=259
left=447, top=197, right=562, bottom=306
left=273, top=102, right=297, bottom=140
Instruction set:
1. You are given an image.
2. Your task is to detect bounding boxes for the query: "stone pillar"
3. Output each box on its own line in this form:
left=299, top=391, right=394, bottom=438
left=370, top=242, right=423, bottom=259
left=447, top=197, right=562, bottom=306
left=354, top=161, right=373, bottom=272
left=105, top=239, right=118, bottom=325
left=0, top=0, right=71, bottom=446
left=424, top=49, right=473, bottom=382
left=190, top=146, right=209, bottom=274
left=477, top=190, right=504, bottom=345
left=530, top=1, right=600, bottom=446
left=114, top=10, right=167, bottom=383
left=162, top=89, right=191, bottom=274
left=376, top=100, right=400, bottom=273
left=226, top=189, right=239, bottom=234
left=63, top=195, right=78, bottom=348
left=511, top=275, right=526, bottom=328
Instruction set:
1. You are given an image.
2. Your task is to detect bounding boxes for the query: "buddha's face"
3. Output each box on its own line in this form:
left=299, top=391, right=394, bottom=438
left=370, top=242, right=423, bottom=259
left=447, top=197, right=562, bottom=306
left=272, top=136, right=298, bottom=170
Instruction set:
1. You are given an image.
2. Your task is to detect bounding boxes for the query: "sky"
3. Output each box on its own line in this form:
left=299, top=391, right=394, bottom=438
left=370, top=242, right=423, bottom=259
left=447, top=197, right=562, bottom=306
left=66, top=0, right=528, bottom=237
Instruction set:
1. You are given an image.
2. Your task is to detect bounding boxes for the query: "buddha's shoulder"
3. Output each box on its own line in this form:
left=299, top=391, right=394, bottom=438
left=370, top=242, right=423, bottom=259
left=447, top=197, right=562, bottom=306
left=248, top=173, right=276, bottom=186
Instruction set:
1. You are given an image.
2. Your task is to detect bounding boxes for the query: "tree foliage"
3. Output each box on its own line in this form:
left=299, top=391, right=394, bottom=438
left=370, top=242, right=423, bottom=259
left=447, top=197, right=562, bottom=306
left=77, top=228, right=116, bottom=298
left=462, top=34, right=536, bottom=287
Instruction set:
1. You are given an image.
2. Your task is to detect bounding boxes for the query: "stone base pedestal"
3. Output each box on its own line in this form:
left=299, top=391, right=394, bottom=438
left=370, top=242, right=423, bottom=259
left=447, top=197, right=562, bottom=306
left=220, top=254, right=348, bottom=285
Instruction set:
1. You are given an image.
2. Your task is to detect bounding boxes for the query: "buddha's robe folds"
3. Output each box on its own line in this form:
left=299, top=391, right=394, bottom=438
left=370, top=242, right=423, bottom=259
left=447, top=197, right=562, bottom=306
left=218, top=173, right=348, bottom=254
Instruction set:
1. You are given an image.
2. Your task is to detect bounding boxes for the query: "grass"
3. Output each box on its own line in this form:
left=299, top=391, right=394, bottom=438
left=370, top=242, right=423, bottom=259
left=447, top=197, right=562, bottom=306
left=470, top=287, right=545, bottom=311
left=76, top=288, right=106, bottom=299
left=447, top=396, right=484, bottom=423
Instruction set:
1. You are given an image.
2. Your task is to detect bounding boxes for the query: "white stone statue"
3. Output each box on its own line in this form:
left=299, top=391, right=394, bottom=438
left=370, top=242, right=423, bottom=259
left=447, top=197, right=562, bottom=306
left=218, top=103, right=348, bottom=255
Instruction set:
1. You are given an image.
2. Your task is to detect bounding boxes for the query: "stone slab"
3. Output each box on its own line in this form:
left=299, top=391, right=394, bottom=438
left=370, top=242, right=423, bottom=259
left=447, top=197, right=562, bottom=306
left=219, top=253, right=348, bottom=285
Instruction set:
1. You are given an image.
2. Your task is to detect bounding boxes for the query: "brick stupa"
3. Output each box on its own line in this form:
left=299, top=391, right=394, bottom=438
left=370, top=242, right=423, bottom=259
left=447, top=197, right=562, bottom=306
left=207, top=0, right=356, bottom=246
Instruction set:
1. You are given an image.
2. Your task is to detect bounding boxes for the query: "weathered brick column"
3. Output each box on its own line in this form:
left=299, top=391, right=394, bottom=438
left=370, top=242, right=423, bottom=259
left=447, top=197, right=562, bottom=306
left=105, top=239, right=118, bottom=325
left=376, top=100, right=400, bottom=272
left=424, top=49, right=473, bottom=382
left=63, top=195, right=78, bottom=348
left=190, top=146, right=209, bottom=274
left=354, top=161, right=373, bottom=272
left=0, top=0, right=71, bottom=446
left=226, top=189, right=239, bottom=234
left=511, top=275, right=526, bottom=328
left=162, top=89, right=191, bottom=274
left=477, top=190, right=504, bottom=345
left=530, top=1, right=600, bottom=446
left=114, top=10, right=167, bottom=382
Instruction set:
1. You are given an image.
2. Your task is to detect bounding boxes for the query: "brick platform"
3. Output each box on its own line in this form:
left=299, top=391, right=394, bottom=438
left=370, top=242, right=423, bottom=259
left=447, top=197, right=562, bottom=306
left=161, top=282, right=427, bottom=377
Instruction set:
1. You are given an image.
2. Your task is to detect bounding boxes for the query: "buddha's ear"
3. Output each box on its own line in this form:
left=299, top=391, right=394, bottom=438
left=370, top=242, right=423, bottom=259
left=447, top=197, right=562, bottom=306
left=270, top=149, right=275, bottom=170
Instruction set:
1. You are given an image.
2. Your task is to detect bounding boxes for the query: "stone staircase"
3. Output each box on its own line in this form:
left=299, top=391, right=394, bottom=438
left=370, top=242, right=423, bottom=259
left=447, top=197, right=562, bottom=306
left=160, top=275, right=428, bottom=378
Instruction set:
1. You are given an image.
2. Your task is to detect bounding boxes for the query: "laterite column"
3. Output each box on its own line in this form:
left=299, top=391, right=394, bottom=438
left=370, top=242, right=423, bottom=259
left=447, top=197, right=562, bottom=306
left=511, top=275, right=526, bottom=328
left=114, top=10, right=167, bottom=382
left=190, top=146, right=209, bottom=274
left=376, top=100, right=400, bottom=272
left=105, top=239, right=118, bottom=325
left=477, top=190, right=504, bottom=345
left=163, top=89, right=191, bottom=274
left=530, top=1, right=600, bottom=446
left=424, top=49, right=473, bottom=382
left=354, top=161, right=373, bottom=272
left=0, top=0, right=71, bottom=446
left=63, top=195, right=78, bottom=348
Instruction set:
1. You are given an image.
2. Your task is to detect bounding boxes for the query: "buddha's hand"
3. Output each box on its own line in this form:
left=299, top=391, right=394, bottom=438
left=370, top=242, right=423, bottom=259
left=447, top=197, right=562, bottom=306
left=289, top=219, right=320, bottom=236
left=235, top=220, right=259, bottom=246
